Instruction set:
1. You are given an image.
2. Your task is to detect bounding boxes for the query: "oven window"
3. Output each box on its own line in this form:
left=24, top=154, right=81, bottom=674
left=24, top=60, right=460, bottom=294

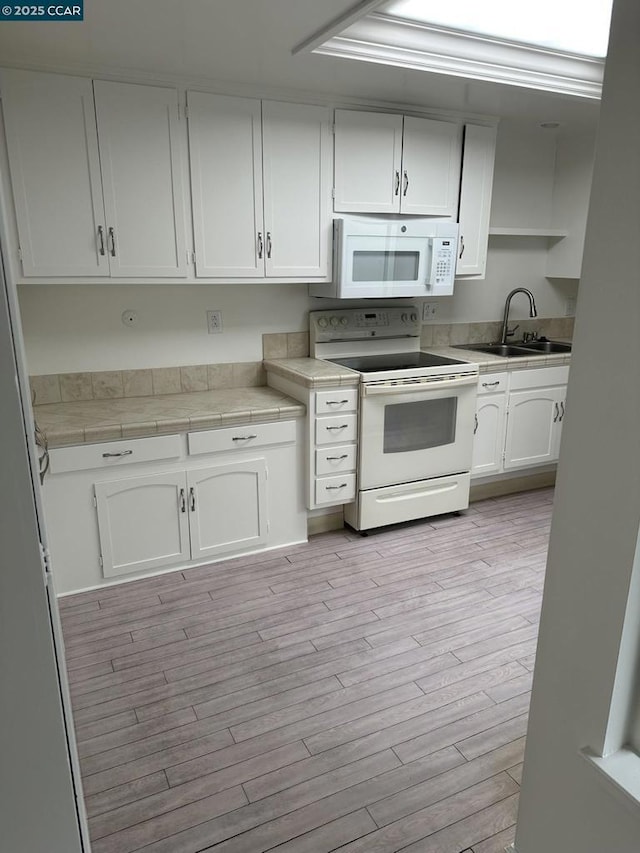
left=383, top=397, right=457, bottom=453
left=352, top=250, right=420, bottom=282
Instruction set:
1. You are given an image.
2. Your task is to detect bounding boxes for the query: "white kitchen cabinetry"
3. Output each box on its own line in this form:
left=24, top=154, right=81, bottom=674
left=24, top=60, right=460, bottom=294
left=472, top=372, right=508, bottom=476
left=187, top=92, right=332, bottom=279
left=1, top=70, right=188, bottom=279
left=43, top=421, right=306, bottom=594
left=472, top=366, right=569, bottom=479
left=456, top=124, right=497, bottom=278
left=333, top=109, right=462, bottom=216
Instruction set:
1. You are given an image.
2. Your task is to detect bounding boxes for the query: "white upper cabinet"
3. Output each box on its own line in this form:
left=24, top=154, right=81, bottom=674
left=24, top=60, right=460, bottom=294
left=1, top=71, right=187, bottom=279
left=262, top=100, right=332, bottom=278
left=333, top=109, right=462, bottom=216
left=456, top=124, right=497, bottom=278
left=1, top=70, right=108, bottom=277
left=93, top=81, right=188, bottom=278
left=187, top=92, right=264, bottom=278
left=188, top=93, right=332, bottom=279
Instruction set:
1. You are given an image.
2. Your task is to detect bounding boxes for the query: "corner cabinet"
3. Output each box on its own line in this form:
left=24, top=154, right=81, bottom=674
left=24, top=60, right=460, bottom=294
left=333, top=109, right=462, bottom=217
left=42, top=422, right=306, bottom=595
left=187, top=92, right=332, bottom=279
left=1, top=69, right=188, bottom=279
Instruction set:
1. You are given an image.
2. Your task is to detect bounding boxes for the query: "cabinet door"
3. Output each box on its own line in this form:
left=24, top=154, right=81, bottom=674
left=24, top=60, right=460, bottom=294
left=188, top=459, right=268, bottom=559
left=456, top=124, right=497, bottom=277
left=472, top=394, right=507, bottom=476
left=95, top=472, right=190, bottom=578
left=262, top=101, right=332, bottom=278
left=1, top=70, right=108, bottom=277
left=504, top=387, right=564, bottom=470
left=401, top=117, right=462, bottom=216
left=93, top=81, right=188, bottom=278
left=188, top=92, right=264, bottom=277
left=334, top=110, right=403, bottom=213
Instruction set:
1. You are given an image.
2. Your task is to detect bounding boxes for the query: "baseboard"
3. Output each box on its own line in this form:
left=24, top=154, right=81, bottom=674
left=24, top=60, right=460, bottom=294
left=470, top=470, right=556, bottom=503
left=307, top=510, right=345, bottom=536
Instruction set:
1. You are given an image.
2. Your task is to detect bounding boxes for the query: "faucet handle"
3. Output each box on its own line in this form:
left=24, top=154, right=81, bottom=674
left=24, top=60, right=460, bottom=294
left=505, top=324, right=520, bottom=339
left=523, top=330, right=539, bottom=343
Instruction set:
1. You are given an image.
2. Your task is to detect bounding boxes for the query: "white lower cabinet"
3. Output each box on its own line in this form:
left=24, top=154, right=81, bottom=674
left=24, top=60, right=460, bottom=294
left=43, top=421, right=306, bottom=595
left=472, top=366, right=569, bottom=479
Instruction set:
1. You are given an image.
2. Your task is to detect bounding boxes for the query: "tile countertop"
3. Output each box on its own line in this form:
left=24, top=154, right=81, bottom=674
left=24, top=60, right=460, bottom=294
left=34, top=386, right=305, bottom=448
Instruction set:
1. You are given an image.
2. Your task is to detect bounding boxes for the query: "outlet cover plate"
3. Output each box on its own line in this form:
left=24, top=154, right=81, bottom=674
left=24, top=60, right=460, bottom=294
left=207, top=310, right=223, bottom=334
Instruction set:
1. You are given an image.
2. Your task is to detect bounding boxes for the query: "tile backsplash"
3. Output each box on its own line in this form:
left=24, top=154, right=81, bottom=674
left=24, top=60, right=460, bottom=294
left=30, top=361, right=266, bottom=405
left=420, top=317, right=575, bottom=348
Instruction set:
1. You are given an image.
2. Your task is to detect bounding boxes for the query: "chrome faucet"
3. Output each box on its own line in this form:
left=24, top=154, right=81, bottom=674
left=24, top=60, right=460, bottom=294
left=500, top=288, right=538, bottom=344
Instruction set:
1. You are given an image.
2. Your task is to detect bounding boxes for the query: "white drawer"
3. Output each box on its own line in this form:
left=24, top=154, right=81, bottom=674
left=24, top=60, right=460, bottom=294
left=49, top=433, right=183, bottom=475
left=315, top=473, right=356, bottom=505
left=315, top=444, right=357, bottom=476
left=510, top=365, right=570, bottom=391
left=315, top=388, right=358, bottom=414
left=188, top=419, right=296, bottom=455
left=477, top=372, right=508, bottom=395
left=315, top=414, right=358, bottom=445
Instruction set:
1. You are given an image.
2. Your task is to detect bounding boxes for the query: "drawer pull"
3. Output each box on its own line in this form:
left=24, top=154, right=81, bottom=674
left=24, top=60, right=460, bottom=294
left=326, top=454, right=349, bottom=461
left=326, top=399, right=350, bottom=406
left=102, top=449, right=133, bottom=458
left=481, top=381, right=500, bottom=388
left=231, top=434, right=258, bottom=442
left=326, top=424, right=348, bottom=431
left=326, top=483, right=348, bottom=490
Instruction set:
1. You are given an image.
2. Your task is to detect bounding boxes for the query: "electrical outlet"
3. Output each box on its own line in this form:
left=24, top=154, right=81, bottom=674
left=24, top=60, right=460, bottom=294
left=565, top=297, right=577, bottom=316
left=422, top=302, right=438, bottom=322
left=206, top=310, right=223, bottom=334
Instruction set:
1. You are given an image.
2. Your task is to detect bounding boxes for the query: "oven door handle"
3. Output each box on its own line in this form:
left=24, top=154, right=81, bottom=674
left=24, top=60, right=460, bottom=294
left=362, top=374, right=479, bottom=396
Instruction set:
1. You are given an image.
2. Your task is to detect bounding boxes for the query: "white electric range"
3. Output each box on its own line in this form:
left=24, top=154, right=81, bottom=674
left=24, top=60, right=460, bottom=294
left=310, top=306, right=479, bottom=531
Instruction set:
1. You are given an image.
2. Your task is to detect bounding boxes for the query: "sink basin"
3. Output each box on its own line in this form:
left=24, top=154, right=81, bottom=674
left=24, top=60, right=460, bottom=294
left=515, top=340, right=572, bottom=353
left=454, top=343, right=532, bottom=357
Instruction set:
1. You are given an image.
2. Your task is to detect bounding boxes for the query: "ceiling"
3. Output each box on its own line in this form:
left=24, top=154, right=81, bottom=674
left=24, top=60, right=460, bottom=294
left=0, top=0, right=601, bottom=127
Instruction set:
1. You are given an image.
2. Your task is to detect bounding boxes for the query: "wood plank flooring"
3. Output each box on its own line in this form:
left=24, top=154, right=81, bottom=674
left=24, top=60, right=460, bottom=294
left=59, top=487, right=553, bottom=853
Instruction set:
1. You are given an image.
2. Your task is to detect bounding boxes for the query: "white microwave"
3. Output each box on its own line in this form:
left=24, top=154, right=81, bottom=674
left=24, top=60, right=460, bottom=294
left=310, top=216, right=459, bottom=299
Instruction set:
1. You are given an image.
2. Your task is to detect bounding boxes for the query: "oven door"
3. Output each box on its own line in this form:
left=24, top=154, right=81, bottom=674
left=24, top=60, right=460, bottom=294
left=359, top=374, right=478, bottom=490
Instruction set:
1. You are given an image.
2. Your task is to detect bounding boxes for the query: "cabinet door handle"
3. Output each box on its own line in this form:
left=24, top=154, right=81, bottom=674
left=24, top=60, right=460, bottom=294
left=403, top=170, right=409, bottom=196
left=97, top=225, right=106, bottom=256
left=179, top=488, right=186, bottom=513
left=231, top=434, right=257, bottom=442
left=257, top=232, right=263, bottom=259
left=326, top=454, right=349, bottom=461
left=481, top=381, right=500, bottom=388
left=189, top=486, right=195, bottom=511
left=474, top=413, right=479, bottom=435
left=326, top=399, right=349, bottom=406
left=326, top=483, right=348, bottom=490
left=459, top=235, right=465, bottom=259
left=326, top=424, right=348, bottom=430
left=394, top=170, right=400, bottom=196
left=560, top=401, right=565, bottom=421
left=266, top=232, right=272, bottom=259
left=102, top=449, right=133, bottom=458
left=553, top=402, right=559, bottom=423
left=108, top=226, right=116, bottom=257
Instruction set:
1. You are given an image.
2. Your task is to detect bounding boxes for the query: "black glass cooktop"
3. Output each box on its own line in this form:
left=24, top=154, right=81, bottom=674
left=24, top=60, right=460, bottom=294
left=326, top=352, right=467, bottom=372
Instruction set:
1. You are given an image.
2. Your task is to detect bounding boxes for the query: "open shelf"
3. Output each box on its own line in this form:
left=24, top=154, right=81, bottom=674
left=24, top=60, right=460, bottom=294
left=489, top=226, right=568, bottom=237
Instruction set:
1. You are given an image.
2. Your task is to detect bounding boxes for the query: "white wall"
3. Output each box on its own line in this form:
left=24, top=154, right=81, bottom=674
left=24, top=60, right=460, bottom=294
left=514, top=0, right=640, bottom=850
left=17, top=117, right=581, bottom=374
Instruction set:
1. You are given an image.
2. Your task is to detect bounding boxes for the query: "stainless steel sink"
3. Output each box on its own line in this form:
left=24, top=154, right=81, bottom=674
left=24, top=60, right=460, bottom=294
left=454, top=340, right=571, bottom=357
left=454, top=343, right=532, bottom=357
left=514, top=340, right=572, bottom=353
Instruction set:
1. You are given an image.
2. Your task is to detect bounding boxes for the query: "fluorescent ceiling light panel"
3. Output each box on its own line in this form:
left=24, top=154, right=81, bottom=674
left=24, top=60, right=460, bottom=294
left=307, top=0, right=611, bottom=98
left=384, top=0, right=613, bottom=58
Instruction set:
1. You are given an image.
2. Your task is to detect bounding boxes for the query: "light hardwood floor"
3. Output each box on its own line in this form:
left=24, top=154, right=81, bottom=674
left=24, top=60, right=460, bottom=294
left=59, top=487, right=553, bottom=853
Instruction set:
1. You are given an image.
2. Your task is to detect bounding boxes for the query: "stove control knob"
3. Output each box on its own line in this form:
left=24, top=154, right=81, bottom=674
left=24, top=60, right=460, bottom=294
left=410, top=312, right=418, bottom=322
left=330, top=316, right=340, bottom=327
left=340, top=316, right=348, bottom=326
left=401, top=313, right=408, bottom=323
left=317, top=317, right=328, bottom=329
